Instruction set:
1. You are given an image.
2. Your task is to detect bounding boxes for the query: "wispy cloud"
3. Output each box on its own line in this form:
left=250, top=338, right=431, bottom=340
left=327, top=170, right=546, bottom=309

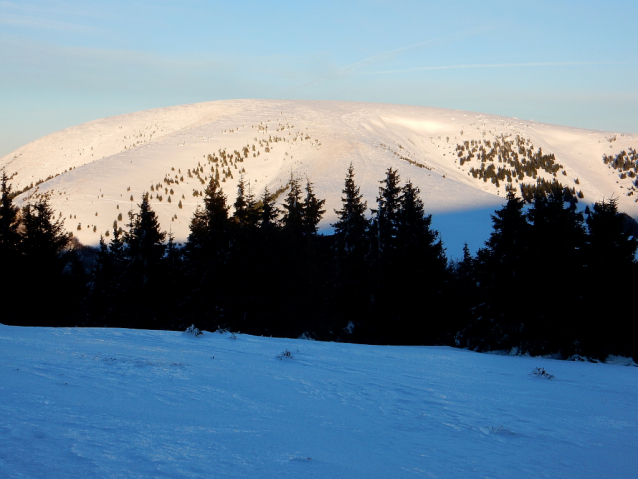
left=362, top=61, right=630, bottom=75
left=341, top=26, right=494, bottom=74
left=0, top=12, right=103, bottom=33
left=285, top=27, right=495, bottom=93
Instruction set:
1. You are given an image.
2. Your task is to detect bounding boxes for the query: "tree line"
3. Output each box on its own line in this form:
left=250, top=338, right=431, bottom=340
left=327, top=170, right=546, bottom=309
left=1, top=166, right=636, bottom=361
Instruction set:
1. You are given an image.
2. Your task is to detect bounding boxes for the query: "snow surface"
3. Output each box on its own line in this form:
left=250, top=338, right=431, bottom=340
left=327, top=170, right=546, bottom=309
left=2, top=100, right=637, bottom=258
left=1, top=324, right=636, bottom=478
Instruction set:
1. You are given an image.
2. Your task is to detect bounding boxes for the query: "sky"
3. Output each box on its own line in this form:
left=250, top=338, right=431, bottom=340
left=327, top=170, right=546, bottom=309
left=1, top=0, right=637, bottom=157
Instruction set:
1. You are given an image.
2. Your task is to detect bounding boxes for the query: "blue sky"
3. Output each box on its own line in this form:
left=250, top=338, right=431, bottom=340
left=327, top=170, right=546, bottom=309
left=1, top=0, right=637, bottom=156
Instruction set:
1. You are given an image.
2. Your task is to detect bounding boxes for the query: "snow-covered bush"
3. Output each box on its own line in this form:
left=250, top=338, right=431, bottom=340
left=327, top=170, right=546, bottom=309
left=532, top=367, right=554, bottom=379
left=215, top=327, right=237, bottom=339
left=278, top=349, right=293, bottom=360
left=185, top=325, right=203, bottom=337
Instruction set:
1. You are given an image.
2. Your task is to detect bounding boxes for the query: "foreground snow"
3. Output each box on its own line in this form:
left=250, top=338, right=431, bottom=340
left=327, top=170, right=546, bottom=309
left=0, top=325, right=636, bottom=478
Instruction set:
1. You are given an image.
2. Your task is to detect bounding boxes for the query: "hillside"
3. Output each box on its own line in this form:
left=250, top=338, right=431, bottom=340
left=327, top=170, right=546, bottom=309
left=2, top=100, right=636, bottom=256
left=0, top=324, right=635, bottom=479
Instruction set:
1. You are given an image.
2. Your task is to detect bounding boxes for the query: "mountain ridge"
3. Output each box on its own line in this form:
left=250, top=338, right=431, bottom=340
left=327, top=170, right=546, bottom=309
left=2, top=99, right=636, bottom=255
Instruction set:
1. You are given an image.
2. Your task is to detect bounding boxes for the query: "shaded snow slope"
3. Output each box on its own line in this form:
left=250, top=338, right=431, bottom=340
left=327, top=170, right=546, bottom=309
left=0, top=325, right=636, bottom=478
left=2, top=100, right=637, bottom=256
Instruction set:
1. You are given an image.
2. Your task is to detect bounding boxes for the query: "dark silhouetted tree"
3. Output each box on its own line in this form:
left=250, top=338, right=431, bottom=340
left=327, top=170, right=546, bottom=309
left=281, top=174, right=304, bottom=238
left=302, top=179, right=326, bottom=236
left=332, top=163, right=369, bottom=263
left=124, top=192, right=166, bottom=288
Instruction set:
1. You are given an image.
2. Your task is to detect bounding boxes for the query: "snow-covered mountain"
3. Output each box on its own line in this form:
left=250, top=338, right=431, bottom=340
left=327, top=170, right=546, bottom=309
left=2, top=100, right=637, bottom=256
left=0, top=324, right=635, bottom=479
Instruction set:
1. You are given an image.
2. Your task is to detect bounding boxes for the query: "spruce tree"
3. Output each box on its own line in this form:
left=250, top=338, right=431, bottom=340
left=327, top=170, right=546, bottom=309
left=397, top=181, right=442, bottom=252
left=0, top=172, right=24, bottom=323
left=281, top=175, right=304, bottom=237
left=20, top=193, right=70, bottom=270
left=185, top=177, right=232, bottom=329
left=396, top=180, right=447, bottom=343
left=258, top=186, right=280, bottom=231
left=585, top=197, right=638, bottom=268
left=94, top=235, right=112, bottom=280
left=124, top=193, right=166, bottom=287
left=0, top=171, right=21, bottom=254
left=370, top=167, right=402, bottom=274
left=523, top=189, right=587, bottom=354
left=188, top=177, right=230, bottom=254
left=480, top=190, right=530, bottom=278
left=109, top=225, right=125, bottom=265
left=233, top=175, right=249, bottom=226
left=244, top=182, right=261, bottom=228
left=459, top=191, right=532, bottom=352
left=582, top=197, right=638, bottom=358
left=332, top=163, right=368, bottom=256
left=18, top=194, right=71, bottom=325
left=302, top=179, right=326, bottom=236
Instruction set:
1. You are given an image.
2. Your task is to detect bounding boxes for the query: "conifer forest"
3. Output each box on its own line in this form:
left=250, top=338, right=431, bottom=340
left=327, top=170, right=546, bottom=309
left=1, top=164, right=637, bottom=362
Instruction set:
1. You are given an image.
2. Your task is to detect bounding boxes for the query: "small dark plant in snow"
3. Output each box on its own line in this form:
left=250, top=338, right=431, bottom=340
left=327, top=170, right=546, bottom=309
left=185, top=325, right=203, bottom=337
left=278, top=349, right=293, bottom=360
left=215, top=327, right=237, bottom=339
left=533, top=367, right=554, bottom=379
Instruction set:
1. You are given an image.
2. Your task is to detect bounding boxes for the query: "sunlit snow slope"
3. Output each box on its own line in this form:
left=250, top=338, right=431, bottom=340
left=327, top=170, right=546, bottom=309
left=0, top=325, right=636, bottom=479
left=2, top=100, right=637, bottom=256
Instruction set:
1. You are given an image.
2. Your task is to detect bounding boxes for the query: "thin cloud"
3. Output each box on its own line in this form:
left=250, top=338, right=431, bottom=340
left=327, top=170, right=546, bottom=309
left=342, top=26, right=494, bottom=73
left=0, top=12, right=104, bottom=34
left=287, top=27, right=495, bottom=92
left=363, top=61, right=630, bottom=75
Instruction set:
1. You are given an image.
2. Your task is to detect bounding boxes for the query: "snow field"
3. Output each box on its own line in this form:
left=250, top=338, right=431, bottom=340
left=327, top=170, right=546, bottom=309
left=0, top=325, right=636, bottom=478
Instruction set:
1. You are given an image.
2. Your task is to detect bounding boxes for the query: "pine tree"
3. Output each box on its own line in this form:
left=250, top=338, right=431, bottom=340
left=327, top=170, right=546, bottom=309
left=0, top=171, right=21, bottom=254
left=109, top=225, right=125, bottom=265
left=396, top=180, right=446, bottom=273
left=94, top=235, right=111, bottom=278
left=370, top=167, right=402, bottom=271
left=458, top=243, right=474, bottom=276
left=185, top=174, right=233, bottom=312
left=397, top=181, right=441, bottom=250
left=282, top=175, right=304, bottom=237
left=332, top=163, right=368, bottom=255
left=188, top=178, right=230, bottom=251
left=244, top=182, right=261, bottom=228
left=17, top=194, right=71, bottom=325
left=258, top=186, right=280, bottom=231
left=459, top=191, right=532, bottom=353
left=585, top=197, right=638, bottom=268
left=124, top=193, right=166, bottom=287
left=20, top=193, right=70, bottom=270
left=480, top=190, right=530, bottom=279
left=522, top=189, right=587, bottom=354
left=302, top=179, right=326, bottom=236
left=395, top=180, right=447, bottom=342
left=0, top=172, right=24, bottom=322
left=233, top=175, right=249, bottom=226
left=582, top=197, right=638, bottom=358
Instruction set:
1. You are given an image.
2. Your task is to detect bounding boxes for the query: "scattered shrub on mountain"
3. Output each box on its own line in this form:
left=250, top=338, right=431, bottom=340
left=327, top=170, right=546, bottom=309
left=602, top=148, right=638, bottom=174
left=460, top=135, right=564, bottom=194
